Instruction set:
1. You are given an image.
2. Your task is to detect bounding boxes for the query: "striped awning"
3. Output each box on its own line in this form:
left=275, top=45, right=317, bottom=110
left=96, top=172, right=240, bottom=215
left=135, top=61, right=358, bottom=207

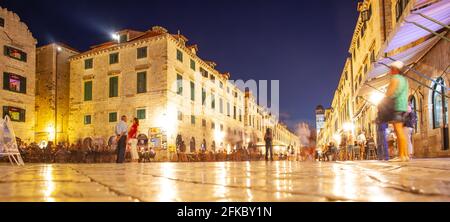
left=385, top=0, right=450, bottom=52
left=356, top=35, right=441, bottom=98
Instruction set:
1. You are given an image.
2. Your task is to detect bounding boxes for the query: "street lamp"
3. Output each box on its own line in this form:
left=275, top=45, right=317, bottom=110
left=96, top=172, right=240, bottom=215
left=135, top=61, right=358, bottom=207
left=111, top=33, right=120, bottom=42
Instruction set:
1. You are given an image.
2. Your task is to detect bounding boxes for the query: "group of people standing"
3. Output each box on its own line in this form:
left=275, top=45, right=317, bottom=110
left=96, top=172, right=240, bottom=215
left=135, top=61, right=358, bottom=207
left=114, top=115, right=140, bottom=163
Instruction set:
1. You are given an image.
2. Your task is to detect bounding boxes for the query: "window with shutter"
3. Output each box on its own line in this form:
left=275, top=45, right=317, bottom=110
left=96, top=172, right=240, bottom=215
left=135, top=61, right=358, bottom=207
left=84, top=81, right=93, bottom=101
left=109, top=77, right=119, bottom=97
left=2, top=106, right=26, bottom=122
left=137, top=72, right=147, bottom=93
left=4, top=46, right=27, bottom=62
left=3, top=72, right=26, bottom=94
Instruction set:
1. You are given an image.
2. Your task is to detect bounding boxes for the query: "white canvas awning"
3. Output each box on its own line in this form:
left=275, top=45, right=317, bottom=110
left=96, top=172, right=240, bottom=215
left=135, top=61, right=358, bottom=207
left=356, top=35, right=441, bottom=98
left=369, top=35, right=441, bottom=79
left=385, top=0, right=450, bottom=52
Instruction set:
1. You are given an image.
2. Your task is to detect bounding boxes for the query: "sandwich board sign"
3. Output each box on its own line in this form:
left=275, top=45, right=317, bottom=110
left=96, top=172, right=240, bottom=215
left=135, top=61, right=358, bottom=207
left=0, top=115, right=24, bottom=165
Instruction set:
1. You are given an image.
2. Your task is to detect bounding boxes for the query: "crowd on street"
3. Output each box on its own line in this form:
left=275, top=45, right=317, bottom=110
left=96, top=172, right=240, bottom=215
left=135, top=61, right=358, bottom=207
left=318, top=61, right=417, bottom=162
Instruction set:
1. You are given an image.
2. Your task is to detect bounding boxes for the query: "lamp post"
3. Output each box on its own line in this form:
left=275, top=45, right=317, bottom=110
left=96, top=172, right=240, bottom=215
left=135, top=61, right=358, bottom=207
left=55, top=45, right=62, bottom=145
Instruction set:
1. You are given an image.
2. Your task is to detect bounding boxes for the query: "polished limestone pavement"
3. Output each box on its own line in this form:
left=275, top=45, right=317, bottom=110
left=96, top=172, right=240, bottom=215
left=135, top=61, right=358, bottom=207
left=0, top=159, right=449, bottom=202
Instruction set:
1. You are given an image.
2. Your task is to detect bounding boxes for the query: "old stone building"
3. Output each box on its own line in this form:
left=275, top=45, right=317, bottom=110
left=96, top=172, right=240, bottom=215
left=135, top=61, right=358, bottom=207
left=68, top=26, right=299, bottom=154
left=0, top=7, right=36, bottom=143
left=35, top=43, right=79, bottom=144
left=318, top=0, right=450, bottom=158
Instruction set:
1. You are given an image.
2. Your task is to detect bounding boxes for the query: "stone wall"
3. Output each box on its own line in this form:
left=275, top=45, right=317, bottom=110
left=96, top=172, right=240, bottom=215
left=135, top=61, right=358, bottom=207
left=0, top=7, right=36, bottom=143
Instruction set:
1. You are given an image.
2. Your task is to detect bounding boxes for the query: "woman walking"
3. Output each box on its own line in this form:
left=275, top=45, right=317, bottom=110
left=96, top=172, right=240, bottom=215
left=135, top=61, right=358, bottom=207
left=385, top=61, right=409, bottom=162
left=128, top=117, right=140, bottom=163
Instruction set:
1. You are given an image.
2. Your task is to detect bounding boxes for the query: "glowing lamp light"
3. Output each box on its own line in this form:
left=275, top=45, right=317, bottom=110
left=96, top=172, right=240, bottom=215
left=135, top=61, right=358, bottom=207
left=111, top=33, right=120, bottom=42
left=343, top=122, right=355, bottom=132
left=370, top=92, right=385, bottom=105
left=46, top=126, right=55, bottom=141
left=333, top=134, right=341, bottom=145
left=56, top=46, right=62, bottom=52
left=214, top=130, right=225, bottom=144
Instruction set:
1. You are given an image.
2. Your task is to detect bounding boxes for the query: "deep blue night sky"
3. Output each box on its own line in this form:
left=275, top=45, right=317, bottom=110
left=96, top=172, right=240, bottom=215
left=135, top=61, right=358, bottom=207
left=1, top=0, right=359, bottom=130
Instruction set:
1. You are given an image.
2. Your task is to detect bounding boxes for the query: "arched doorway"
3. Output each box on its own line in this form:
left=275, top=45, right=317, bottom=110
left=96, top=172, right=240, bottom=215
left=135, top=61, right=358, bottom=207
left=431, top=77, right=448, bottom=150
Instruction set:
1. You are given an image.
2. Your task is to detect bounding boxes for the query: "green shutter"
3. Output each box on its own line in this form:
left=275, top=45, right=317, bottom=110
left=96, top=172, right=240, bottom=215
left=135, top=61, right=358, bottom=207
left=20, top=76, right=26, bottom=93
left=177, top=74, right=183, bottom=95
left=137, top=47, right=147, bottom=59
left=190, top=82, right=195, bottom=101
left=137, top=109, right=146, bottom=119
left=177, top=49, right=183, bottom=62
left=202, top=88, right=206, bottom=105
left=3, top=72, right=9, bottom=90
left=109, top=77, right=118, bottom=97
left=20, top=109, right=25, bottom=122
left=109, top=112, right=117, bottom=122
left=190, top=59, right=196, bottom=70
left=84, top=81, right=92, bottom=101
left=110, top=53, right=119, bottom=64
left=137, top=72, right=147, bottom=93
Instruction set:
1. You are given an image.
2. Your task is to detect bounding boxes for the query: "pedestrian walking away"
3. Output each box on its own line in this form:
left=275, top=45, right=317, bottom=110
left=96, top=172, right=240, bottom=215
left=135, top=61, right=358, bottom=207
left=264, top=128, right=274, bottom=161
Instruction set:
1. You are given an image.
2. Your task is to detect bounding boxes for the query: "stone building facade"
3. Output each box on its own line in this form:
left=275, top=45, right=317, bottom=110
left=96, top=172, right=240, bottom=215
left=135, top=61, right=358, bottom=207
left=35, top=43, right=79, bottom=144
left=318, top=0, right=450, bottom=158
left=0, top=7, right=36, bottom=143
left=68, top=26, right=300, bottom=154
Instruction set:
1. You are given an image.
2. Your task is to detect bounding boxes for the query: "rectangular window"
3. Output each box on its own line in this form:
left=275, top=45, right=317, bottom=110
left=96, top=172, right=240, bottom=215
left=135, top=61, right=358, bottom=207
left=137, top=109, right=146, bottom=120
left=177, top=49, right=183, bottom=62
left=202, top=88, right=206, bottom=106
left=3, top=72, right=26, bottom=94
left=220, top=98, right=223, bottom=114
left=137, top=47, right=147, bottom=59
left=178, top=111, right=183, bottom=121
left=200, top=67, right=208, bottom=78
left=220, top=124, right=224, bottom=131
left=190, top=81, right=195, bottom=101
left=84, top=58, right=93, bottom=69
left=109, top=112, right=117, bottom=122
left=211, top=93, right=216, bottom=109
left=191, top=115, right=195, bottom=125
left=190, top=59, right=196, bottom=71
left=109, top=76, right=119, bottom=98
left=84, top=81, right=93, bottom=101
left=0, top=17, right=4, bottom=27
left=84, top=115, right=91, bottom=125
left=211, top=122, right=215, bottom=130
left=210, top=74, right=215, bottom=83
left=119, top=34, right=127, bottom=43
left=233, top=106, right=236, bottom=119
left=202, top=119, right=206, bottom=127
left=4, top=46, right=27, bottom=62
left=219, top=82, right=223, bottom=89
left=239, top=109, right=242, bottom=122
left=177, top=74, right=183, bottom=95
left=227, top=103, right=230, bottom=117
left=109, top=53, right=119, bottom=64
left=137, top=71, right=147, bottom=93
left=2, top=106, right=25, bottom=122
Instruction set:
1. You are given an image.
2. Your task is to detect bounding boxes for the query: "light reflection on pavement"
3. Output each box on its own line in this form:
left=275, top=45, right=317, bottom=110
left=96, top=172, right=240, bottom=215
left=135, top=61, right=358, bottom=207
left=0, top=159, right=449, bottom=202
